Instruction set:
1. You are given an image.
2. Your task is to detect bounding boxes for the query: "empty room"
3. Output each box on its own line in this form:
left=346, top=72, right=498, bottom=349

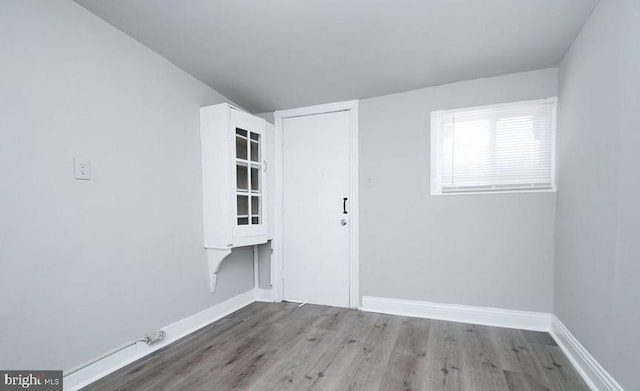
left=1, top=0, right=638, bottom=390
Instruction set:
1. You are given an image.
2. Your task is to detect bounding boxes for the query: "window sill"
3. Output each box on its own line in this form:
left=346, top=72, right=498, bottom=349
left=431, top=187, right=557, bottom=196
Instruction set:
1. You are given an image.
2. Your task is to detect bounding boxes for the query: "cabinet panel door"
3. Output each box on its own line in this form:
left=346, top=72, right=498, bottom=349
left=231, top=109, right=267, bottom=240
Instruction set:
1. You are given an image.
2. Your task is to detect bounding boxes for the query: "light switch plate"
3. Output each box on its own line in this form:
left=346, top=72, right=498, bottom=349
left=74, top=157, right=91, bottom=180
left=364, top=175, right=375, bottom=187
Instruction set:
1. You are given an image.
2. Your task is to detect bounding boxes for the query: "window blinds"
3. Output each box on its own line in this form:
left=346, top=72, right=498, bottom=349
left=431, top=98, right=556, bottom=194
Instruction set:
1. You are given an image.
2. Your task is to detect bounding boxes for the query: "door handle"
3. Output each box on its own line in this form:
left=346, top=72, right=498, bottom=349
left=340, top=219, right=347, bottom=226
left=343, top=197, right=348, bottom=214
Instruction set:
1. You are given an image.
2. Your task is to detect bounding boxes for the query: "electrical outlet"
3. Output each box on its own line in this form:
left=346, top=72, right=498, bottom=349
left=144, top=330, right=166, bottom=345
left=74, top=157, right=91, bottom=180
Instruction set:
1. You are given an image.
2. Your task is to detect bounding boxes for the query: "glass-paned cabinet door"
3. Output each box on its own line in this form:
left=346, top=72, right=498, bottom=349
left=235, top=127, right=263, bottom=226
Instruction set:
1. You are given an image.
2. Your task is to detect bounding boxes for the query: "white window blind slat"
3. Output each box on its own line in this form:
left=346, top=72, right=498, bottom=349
left=431, top=98, right=556, bottom=195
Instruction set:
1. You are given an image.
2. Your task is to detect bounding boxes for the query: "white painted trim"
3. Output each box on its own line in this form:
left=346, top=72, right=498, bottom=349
left=432, top=188, right=557, bottom=197
left=62, top=290, right=623, bottom=391
left=273, top=100, right=360, bottom=309
left=550, top=96, right=558, bottom=192
left=348, top=102, right=360, bottom=308
left=254, top=288, right=273, bottom=302
left=361, top=296, right=551, bottom=331
left=550, top=316, right=624, bottom=391
left=271, top=114, right=284, bottom=303
left=274, top=100, right=358, bottom=118
left=362, top=296, right=625, bottom=390
left=63, top=289, right=257, bottom=391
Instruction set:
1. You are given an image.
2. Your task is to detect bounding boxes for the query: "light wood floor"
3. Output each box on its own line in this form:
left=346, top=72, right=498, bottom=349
left=83, top=302, right=589, bottom=391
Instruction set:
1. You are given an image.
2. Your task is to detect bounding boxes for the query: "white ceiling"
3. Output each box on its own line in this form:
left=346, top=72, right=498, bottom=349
left=75, top=0, right=598, bottom=113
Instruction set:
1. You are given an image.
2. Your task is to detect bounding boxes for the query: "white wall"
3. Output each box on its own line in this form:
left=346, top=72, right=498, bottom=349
left=0, top=0, right=254, bottom=371
left=555, top=0, right=640, bottom=388
left=359, top=69, right=557, bottom=312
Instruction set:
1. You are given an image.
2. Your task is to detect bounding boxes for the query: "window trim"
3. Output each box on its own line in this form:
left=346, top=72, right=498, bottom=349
left=430, top=97, right=558, bottom=196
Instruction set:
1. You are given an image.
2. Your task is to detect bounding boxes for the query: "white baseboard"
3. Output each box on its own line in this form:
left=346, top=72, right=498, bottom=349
left=254, top=288, right=273, bottom=302
left=550, top=316, right=623, bottom=391
left=361, top=296, right=624, bottom=390
left=63, top=289, right=257, bottom=391
left=62, top=291, right=622, bottom=391
left=361, top=296, right=551, bottom=331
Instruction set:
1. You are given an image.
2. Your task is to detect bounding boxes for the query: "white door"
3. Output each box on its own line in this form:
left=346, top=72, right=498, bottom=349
left=282, top=111, right=351, bottom=308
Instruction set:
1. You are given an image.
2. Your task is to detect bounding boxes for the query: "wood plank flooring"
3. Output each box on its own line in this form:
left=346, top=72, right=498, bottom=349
left=83, top=302, right=589, bottom=391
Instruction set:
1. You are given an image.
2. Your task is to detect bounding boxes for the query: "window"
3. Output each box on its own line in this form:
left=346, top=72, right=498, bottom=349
left=430, top=98, right=556, bottom=195
left=235, top=127, right=263, bottom=225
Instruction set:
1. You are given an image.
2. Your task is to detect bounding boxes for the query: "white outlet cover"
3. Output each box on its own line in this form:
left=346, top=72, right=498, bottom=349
left=74, top=157, right=91, bottom=180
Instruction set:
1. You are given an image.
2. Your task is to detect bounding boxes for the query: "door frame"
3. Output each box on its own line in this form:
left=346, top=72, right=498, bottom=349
left=271, top=100, right=359, bottom=308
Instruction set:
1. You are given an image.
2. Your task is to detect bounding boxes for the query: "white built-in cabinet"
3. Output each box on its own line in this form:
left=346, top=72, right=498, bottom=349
left=200, top=103, right=274, bottom=292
